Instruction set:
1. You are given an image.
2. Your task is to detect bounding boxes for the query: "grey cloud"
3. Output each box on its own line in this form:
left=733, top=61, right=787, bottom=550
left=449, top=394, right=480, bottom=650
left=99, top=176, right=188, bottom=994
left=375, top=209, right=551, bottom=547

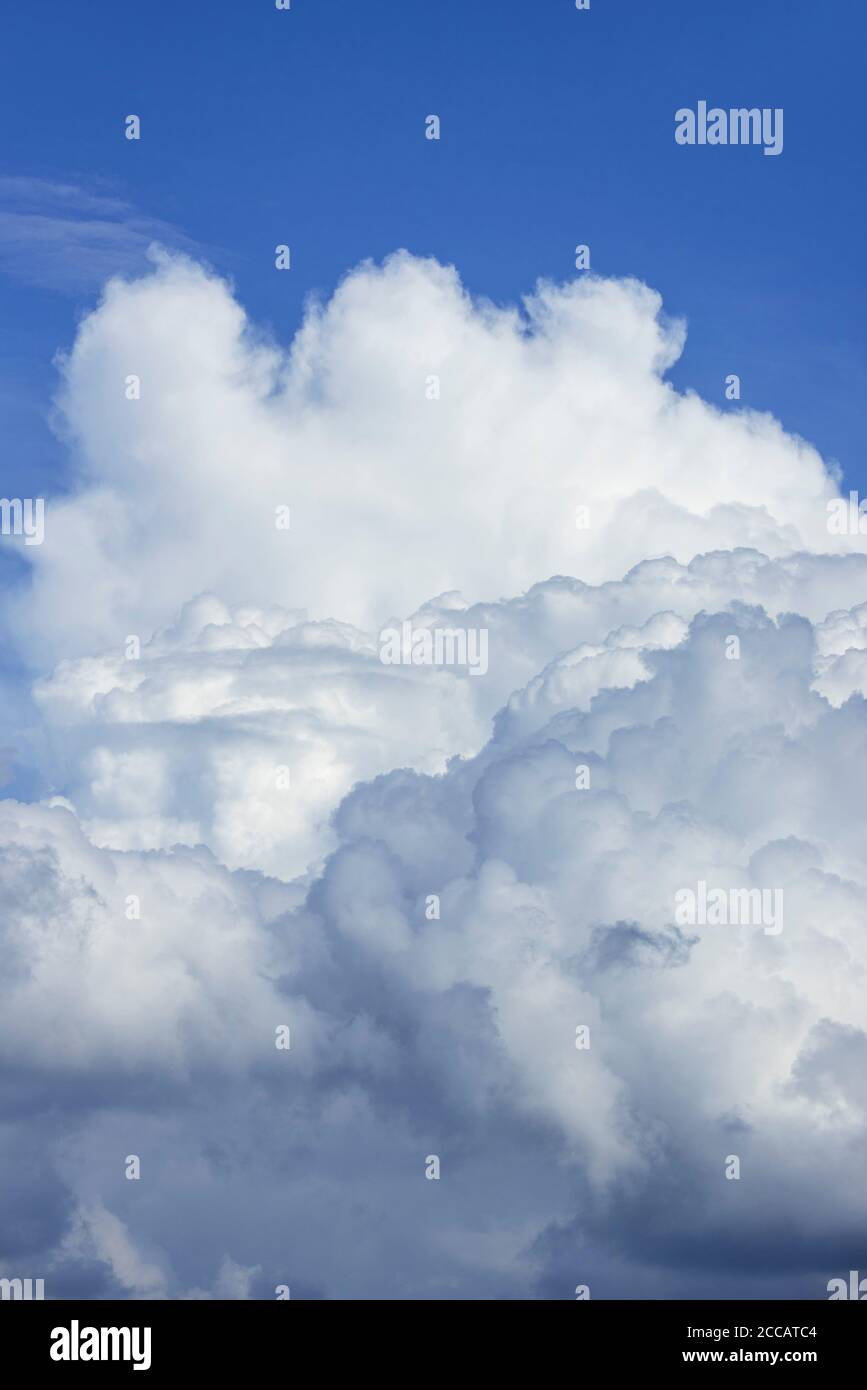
left=4, top=586, right=867, bottom=1297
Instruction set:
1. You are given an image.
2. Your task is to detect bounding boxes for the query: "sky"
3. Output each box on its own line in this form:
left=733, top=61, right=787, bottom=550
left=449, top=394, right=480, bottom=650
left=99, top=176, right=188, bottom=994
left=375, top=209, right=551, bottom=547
left=1, top=0, right=865, bottom=501
left=2, top=0, right=867, bottom=1303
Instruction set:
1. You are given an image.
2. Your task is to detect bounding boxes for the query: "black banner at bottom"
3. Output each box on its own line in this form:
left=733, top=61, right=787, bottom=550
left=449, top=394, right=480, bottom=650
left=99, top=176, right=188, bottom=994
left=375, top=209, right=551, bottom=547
left=1, top=1298, right=863, bottom=1375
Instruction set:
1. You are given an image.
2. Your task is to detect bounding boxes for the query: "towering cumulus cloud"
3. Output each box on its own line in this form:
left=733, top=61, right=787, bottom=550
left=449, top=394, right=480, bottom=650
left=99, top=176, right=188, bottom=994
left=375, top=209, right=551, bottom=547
left=9, top=248, right=854, bottom=663
left=2, top=251, right=867, bottom=1298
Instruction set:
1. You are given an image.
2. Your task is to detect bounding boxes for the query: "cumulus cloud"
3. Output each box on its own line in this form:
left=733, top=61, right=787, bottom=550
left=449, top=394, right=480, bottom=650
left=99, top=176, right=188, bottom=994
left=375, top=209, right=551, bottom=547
left=2, top=251, right=867, bottom=1299
left=6, top=589, right=867, bottom=1297
left=21, top=548, right=867, bottom=879
left=4, top=249, right=861, bottom=666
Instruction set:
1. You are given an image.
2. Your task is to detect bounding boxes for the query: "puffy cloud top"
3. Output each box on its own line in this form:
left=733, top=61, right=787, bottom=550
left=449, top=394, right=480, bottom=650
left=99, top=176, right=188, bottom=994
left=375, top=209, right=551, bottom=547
left=7, top=250, right=859, bottom=665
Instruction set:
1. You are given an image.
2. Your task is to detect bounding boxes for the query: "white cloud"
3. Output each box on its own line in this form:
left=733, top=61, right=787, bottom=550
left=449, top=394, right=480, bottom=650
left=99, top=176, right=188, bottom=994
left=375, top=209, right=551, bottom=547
left=23, top=549, right=867, bottom=878
left=3, top=251, right=867, bottom=1298
left=6, top=250, right=860, bottom=667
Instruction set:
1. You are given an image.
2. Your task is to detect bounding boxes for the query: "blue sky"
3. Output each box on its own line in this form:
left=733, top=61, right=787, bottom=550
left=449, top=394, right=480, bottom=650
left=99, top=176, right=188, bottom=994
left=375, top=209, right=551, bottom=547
left=1, top=0, right=865, bottom=502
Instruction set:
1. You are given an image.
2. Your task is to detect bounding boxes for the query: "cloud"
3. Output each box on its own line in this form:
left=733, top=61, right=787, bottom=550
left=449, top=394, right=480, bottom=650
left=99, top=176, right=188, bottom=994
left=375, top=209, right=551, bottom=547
left=5, top=586, right=867, bottom=1297
left=4, top=250, right=861, bottom=666
left=3, top=251, right=867, bottom=1299
left=20, top=549, right=867, bottom=879
left=0, top=179, right=195, bottom=295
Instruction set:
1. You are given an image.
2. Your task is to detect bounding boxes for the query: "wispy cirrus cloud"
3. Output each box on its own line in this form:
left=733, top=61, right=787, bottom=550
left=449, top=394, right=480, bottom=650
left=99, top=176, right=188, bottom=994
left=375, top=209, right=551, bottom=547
left=0, top=177, right=197, bottom=294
